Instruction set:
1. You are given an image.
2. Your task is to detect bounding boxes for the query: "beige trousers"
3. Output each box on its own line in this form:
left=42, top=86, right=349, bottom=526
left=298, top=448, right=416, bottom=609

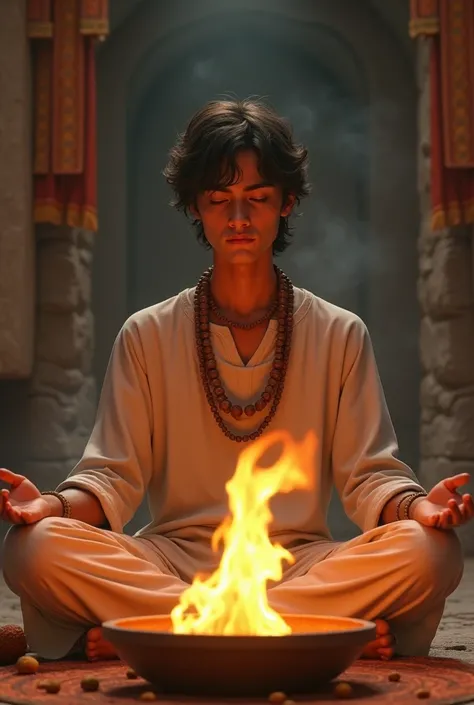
left=2, top=517, right=463, bottom=660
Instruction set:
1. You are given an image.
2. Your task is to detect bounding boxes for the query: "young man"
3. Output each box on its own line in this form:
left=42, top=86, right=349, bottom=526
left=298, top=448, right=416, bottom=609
left=1, top=99, right=473, bottom=662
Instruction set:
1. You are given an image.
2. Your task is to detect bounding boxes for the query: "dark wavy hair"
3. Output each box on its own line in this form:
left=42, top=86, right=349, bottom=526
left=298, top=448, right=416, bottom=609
left=163, top=98, right=311, bottom=254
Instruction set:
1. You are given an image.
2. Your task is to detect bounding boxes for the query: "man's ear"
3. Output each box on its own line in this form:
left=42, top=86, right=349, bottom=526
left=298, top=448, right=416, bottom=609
left=189, top=203, right=200, bottom=220
left=281, top=193, right=296, bottom=218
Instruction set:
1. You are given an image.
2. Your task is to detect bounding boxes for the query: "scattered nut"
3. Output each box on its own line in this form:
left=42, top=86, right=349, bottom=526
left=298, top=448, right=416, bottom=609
left=334, top=681, right=354, bottom=699
left=81, top=676, right=100, bottom=692
left=36, top=679, right=51, bottom=689
left=416, top=689, right=431, bottom=699
left=0, top=624, right=28, bottom=666
left=388, top=671, right=401, bottom=682
left=269, top=692, right=287, bottom=703
left=126, top=667, right=138, bottom=679
left=44, top=680, right=61, bottom=694
left=16, top=655, right=39, bottom=674
left=139, top=692, right=157, bottom=701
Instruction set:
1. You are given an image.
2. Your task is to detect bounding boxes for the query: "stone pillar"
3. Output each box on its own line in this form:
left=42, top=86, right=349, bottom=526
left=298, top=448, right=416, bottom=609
left=25, top=226, right=97, bottom=490
left=417, top=39, right=474, bottom=554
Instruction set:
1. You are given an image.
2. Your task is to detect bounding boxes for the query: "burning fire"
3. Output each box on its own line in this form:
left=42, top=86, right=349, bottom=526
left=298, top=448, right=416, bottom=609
left=170, top=430, right=316, bottom=636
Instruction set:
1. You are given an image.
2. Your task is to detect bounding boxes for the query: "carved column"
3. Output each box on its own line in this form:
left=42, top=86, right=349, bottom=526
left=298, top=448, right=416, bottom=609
left=25, top=225, right=97, bottom=490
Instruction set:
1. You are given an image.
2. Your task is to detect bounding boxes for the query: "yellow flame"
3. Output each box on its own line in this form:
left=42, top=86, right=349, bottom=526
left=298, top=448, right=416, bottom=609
left=170, top=430, right=316, bottom=636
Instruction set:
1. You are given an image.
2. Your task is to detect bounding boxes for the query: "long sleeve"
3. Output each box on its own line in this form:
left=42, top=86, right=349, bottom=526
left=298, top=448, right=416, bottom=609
left=331, top=317, right=424, bottom=533
left=56, top=317, right=155, bottom=533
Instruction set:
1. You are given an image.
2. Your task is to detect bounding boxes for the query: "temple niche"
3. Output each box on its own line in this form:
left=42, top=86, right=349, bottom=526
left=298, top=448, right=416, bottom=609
left=94, top=0, right=420, bottom=537
left=0, top=0, right=472, bottom=552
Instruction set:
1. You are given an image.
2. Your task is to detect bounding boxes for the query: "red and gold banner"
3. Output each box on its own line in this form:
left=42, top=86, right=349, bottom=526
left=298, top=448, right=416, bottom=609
left=440, top=0, right=474, bottom=168
left=430, top=35, right=474, bottom=229
left=409, top=0, right=440, bottom=38
left=32, top=41, right=52, bottom=174
left=80, top=0, right=109, bottom=36
left=27, top=0, right=107, bottom=232
left=33, top=40, right=98, bottom=232
left=27, top=0, right=53, bottom=38
left=52, top=0, right=85, bottom=174
left=409, top=0, right=474, bottom=229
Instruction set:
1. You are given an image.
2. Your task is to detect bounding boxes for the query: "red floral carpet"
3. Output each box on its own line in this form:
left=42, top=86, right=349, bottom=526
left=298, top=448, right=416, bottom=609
left=1, top=657, right=474, bottom=704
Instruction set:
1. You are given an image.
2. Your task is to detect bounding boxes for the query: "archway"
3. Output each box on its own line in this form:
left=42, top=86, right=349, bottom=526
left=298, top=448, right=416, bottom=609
left=95, top=0, right=419, bottom=536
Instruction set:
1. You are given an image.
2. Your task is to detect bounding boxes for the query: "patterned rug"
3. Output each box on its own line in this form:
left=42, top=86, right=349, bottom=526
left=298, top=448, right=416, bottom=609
left=1, top=657, right=474, bottom=704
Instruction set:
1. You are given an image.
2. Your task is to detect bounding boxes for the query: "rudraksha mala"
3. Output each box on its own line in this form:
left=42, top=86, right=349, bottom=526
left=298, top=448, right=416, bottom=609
left=194, top=266, right=294, bottom=443
left=209, top=292, right=278, bottom=329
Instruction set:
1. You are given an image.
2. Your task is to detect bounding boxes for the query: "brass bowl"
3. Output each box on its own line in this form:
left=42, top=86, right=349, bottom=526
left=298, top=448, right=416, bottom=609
left=102, top=614, right=376, bottom=696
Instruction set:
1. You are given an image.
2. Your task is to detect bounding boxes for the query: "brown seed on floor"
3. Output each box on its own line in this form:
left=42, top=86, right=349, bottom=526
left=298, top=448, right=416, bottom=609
left=44, top=680, right=61, bottom=694
left=81, top=676, right=100, bottom=691
left=416, top=689, right=431, bottom=699
left=16, top=655, right=39, bottom=674
left=334, top=682, right=353, bottom=698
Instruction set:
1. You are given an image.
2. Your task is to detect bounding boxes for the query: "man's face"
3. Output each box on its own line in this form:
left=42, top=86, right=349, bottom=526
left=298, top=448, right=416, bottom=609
left=192, top=150, right=295, bottom=264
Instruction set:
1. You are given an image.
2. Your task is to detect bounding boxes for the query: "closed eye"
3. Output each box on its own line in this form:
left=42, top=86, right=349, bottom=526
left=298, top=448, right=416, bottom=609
left=209, top=195, right=269, bottom=204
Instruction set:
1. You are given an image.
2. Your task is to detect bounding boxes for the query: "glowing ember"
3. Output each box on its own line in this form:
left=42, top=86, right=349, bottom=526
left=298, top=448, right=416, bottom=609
left=170, top=430, right=316, bottom=636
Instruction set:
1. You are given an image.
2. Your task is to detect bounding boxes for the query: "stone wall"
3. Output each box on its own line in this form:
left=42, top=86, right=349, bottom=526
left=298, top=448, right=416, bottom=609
left=417, top=39, right=474, bottom=553
left=0, top=0, right=35, bottom=378
left=25, top=225, right=97, bottom=491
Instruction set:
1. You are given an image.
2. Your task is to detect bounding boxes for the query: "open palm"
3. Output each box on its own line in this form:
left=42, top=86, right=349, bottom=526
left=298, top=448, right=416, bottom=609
left=412, top=473, right=474, bottom=529
left=0, top=468, right=50, bottom=525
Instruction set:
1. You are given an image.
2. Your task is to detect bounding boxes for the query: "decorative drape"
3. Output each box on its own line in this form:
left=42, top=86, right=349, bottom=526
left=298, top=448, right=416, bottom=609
left=27, top=0, right=108, bottom=232
left=409, top=0, right=474, bottom=230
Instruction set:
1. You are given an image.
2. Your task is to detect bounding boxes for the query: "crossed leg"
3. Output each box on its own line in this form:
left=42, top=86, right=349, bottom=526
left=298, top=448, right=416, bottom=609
left=2, top=518, right=189, bottom=660
left=268, top=519, right=464, bottom=657
left=2, top=517, right=463, bottom=661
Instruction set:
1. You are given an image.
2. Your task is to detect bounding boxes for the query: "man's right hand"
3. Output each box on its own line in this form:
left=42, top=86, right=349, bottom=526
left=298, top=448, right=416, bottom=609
left=0, top=468, right=52, bottom=525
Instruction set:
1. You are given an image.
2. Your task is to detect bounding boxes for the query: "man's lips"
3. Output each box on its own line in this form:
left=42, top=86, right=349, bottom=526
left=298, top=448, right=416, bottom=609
left=225, top=235, right=256, bottom=243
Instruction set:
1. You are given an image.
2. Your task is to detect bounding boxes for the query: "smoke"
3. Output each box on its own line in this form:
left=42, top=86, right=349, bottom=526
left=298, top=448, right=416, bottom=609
left=289, top=211, right=377, bottom=302
left=274, top=91, right=374, bottom=305
left=284, top=100, right=316, bottom=136
left=192, top=58, right=221, bottom=84
left=182, top=54, right=410, bottom=313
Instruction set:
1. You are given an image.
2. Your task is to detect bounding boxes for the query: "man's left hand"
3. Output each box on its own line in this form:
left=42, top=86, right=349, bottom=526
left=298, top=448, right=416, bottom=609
left=411, top=473, right=474, bottom=529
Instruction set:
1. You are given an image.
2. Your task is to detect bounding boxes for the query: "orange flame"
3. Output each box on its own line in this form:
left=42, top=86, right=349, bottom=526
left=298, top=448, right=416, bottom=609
left=170, top=430, right=316, bottom=636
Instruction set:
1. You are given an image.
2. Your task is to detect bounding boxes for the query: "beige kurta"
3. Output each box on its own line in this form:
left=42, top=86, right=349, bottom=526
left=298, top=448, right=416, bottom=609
left=56, top=286, right=424, bottom=576
left=3, top=287, right=464, bottom=659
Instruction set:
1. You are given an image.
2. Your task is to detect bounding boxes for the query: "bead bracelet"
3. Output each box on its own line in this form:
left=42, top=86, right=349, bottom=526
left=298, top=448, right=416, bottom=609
left=396, top=491, right=427, bottom=521
left=41, top=491, right=72, bottom=519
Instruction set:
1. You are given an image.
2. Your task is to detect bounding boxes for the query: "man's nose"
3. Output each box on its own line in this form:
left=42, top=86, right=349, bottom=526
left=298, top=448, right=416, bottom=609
left=228, top=201, right=250, bottom=228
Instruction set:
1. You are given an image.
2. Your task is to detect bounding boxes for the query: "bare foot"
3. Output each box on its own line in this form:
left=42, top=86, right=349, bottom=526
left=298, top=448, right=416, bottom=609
left=361, top=619, right=395, bottom=661
left=85, top=627, right=118, bottom=662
